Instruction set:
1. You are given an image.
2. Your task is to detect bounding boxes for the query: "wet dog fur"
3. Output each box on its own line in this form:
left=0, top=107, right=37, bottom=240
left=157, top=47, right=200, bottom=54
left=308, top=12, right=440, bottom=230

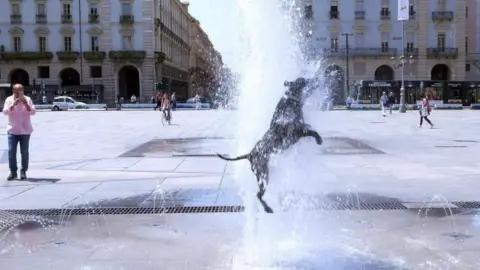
left=217, top=78, right=323, bottom=213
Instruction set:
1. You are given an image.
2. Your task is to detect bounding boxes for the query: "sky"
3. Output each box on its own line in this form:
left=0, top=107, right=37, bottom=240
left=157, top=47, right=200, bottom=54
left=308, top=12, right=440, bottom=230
left=188, top=0, right=240, bottom=71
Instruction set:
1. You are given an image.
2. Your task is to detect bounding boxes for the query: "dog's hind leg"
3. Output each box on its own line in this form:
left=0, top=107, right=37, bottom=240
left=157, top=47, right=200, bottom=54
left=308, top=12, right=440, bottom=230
left=299, top=126, right=323, bottom=145
left=255, top=165, right=274, bottom=213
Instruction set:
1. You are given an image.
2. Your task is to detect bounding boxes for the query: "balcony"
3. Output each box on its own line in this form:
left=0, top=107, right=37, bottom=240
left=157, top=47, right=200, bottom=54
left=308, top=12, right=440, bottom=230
left=354, top=11, right=365, bottom=20
left=89, top=14, right=99, bottom=23
left=119, top=15, right=134, bottom=24
left=427, top=48, right=458, bottom=58
left=380, top=10, right=391, bottom=20
left=36, top=14, right=47, bottom=24
left=432, top=11, right=454, bottom=21
left=404, top=48, right=419, bottom=58
left=10, top=14, right=22, bottom=24
left=56, top=51, right=80, bottom=61
left=329, top=10, right=339, bottom=19
left=61, top=14, right=72, bottom=23
left=1, top=51, right=53, bottom=61
left=83, top=51, right=106, bottom=61
left=154, top=51, right=166, bottom=63
left=108, top=50, right=146, bottom=61
left=349, top=48, right=397, bottom=58
left=321, top=47, right=346, bottom=57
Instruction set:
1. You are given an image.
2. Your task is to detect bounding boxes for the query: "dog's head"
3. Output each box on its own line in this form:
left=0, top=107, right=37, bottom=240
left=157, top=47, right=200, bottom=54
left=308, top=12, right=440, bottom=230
left=284, top=77, right=308, bottom=100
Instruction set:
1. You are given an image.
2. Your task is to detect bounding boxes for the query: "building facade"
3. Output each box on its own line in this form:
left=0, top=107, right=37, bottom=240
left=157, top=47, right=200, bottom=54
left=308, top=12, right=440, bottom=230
left=188, top=18, right=223, bottom=98
left=0, top=0, right=218, bottom=105
left=306, top=0, right=468, bottom=104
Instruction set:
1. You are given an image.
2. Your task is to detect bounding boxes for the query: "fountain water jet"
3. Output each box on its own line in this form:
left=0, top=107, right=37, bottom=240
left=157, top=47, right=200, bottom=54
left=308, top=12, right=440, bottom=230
left=231, top=0, right=331, bottom=268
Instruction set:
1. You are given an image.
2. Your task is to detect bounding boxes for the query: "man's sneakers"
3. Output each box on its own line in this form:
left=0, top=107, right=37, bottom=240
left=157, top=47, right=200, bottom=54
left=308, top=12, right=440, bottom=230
left=6, top=171, right=27, bottom=181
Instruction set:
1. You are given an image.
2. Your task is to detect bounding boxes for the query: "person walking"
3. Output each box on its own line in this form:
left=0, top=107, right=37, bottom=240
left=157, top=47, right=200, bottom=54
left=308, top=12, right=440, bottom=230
left=380, top=92, right=388, bottom=117
left=345, top=96, right=353, bottom=111
left=418, top=93, right=434, bottom=128
left=2, top=84, right=36, bottom=180
left=388, top=92, right=395, bottom=114
left=171, top=92, right=177, bottom=111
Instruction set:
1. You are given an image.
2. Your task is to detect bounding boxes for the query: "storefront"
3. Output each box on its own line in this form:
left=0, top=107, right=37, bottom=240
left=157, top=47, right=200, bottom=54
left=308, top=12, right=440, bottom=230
left=360, top=81, right=398, bottom=104
left=360, top=80, right=480, bottom=105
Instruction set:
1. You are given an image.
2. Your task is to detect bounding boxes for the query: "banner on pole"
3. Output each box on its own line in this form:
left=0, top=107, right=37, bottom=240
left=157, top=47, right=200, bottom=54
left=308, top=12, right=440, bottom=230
left=398, top=0, right=409, bottom=20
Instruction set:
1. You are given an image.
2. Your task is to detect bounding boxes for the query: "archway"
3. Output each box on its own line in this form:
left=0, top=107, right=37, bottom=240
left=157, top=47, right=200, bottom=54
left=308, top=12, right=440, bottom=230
left=118, top=65, right=140, bottom=99
left=324, top=65, right=345, bottom=105
left=59, top=68, right=80, bottom=86
left=430, top=64, right=450, bottom=80
left=374, top=65, right=394, bottom=80
left=9, top=68, right=30, bottom=86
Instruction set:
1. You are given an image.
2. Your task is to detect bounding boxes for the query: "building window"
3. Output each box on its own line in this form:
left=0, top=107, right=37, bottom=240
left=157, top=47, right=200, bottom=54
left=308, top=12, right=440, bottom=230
left=122, top=3, right=132, bottom=15
left=64, top=36, right=72, bottom=51
left=63, top=4, right=71, bottom=15
left=304, top=5, right=313, bottom=19
left=37, top=3, right=46, bottom=15
left=465, top=36, right=468, bottom=54
left=330, top=6, right=339, bottom=19
left=330, top=35, right=338, bottom=52
left=38, top=66, right=50, bottom=78
left=466, top=64, right=470, bottom=72
left=11, top=4, right=20, bottom=15
left=466, top=6, right=468, bottom=18
left=381, top=32, right=389, bottom=52
left=437, top=32, right=445, bottom=49
left=91, top=36, right=99, bottom=51
left=38, top=37, right=46, bottom=52
left=90, top=5, right=98, bottom=14
left=355, top=32, right=364, bottom=46
left=90, top=66, right=102, bottom=78
left=355, top=0, right=364, bottom=11
left=122, top=35, right=132, bottom=50
left=406, top=32, right=414, bottom=52
left=13, top=37, right=21, bottom=52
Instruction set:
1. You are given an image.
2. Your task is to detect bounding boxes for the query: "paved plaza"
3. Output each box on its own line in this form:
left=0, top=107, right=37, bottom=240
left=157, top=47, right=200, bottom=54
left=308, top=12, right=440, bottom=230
left=1, top=109, right=480, bottom=269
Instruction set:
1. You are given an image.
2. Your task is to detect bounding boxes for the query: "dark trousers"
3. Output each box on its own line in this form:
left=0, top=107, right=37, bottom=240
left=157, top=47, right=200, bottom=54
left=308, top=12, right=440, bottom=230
left=8, top=134, right=30, bottom=173
left=172, top=100, right=177, bottom=110
left=419, top=111, right=433, bottom=126
left=154, top=101, right=161, bottom=110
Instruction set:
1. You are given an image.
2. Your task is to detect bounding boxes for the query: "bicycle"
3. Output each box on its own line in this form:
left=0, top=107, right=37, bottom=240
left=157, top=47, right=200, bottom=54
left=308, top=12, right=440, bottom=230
left=161, top=107, right=171, bottom=125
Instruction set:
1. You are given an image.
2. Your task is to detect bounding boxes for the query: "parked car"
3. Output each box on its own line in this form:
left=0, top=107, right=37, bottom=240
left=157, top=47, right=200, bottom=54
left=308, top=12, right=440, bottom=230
left=52, top=96, right=88, bottom=111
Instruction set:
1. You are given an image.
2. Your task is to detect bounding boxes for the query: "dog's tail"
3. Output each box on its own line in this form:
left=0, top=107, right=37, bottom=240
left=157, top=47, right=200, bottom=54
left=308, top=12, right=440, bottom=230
left=216, top=153, right=249, bottom=161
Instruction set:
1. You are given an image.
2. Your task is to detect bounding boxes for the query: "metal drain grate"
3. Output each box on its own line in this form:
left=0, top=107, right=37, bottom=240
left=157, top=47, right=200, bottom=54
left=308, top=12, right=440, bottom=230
left=453, top=140, right=478, bottom=143
left=435, top=146, right=467, bottom=148
left=172, top=154, right=222, bottom=157
left=452, top=201, right=480, bottom=208
left=2, top=203, right=412, bottom=216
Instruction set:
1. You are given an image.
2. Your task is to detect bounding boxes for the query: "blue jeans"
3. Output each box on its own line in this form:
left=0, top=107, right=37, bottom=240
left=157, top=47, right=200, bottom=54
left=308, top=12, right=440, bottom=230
left=8, top=134, right=30, bottom=173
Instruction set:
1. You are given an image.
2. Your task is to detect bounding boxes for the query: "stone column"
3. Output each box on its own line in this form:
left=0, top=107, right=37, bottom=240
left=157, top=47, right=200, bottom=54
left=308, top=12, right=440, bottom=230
left=141, top=0, right=155, bottom=102
left=100, top=0, right=115, bottom=105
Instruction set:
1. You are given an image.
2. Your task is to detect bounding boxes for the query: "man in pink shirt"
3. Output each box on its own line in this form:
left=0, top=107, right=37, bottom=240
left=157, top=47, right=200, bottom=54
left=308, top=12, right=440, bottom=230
left=2, top=84, right=36, bottom=180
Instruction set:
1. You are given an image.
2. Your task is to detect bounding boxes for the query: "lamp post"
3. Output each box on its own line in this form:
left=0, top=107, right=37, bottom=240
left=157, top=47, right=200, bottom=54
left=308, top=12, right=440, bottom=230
left=391, top=55, right=415, bottom=113
left=341, top=33, right=353, bottom=99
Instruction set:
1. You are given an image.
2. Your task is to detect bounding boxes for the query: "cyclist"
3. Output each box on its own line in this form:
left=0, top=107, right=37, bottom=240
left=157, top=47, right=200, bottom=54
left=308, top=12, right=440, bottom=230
left=161, top=92, right=171, bottom=122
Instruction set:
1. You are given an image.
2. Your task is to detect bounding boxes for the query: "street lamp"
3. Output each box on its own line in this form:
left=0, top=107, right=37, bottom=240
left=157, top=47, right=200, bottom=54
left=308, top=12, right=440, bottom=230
left=391, top=55, right=415, bottom=113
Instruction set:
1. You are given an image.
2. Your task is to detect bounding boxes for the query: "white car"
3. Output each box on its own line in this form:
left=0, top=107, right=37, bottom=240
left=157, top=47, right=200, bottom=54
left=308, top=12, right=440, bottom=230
left=52, top=96, right=88, bottom=111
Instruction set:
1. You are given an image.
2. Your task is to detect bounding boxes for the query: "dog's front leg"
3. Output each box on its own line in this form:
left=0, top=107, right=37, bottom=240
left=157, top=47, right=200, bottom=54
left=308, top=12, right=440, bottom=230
left=299, top=127, right=323, bottom=145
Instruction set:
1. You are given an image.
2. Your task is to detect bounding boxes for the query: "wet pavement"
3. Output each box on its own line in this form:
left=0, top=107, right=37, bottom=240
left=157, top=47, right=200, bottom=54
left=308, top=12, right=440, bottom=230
left=1, top=110, right=480, bottom=269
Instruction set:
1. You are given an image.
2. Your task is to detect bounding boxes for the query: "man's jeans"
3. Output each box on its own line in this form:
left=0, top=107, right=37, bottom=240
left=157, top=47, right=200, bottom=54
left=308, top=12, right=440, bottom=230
left=8, top=134, right=30, bottom=173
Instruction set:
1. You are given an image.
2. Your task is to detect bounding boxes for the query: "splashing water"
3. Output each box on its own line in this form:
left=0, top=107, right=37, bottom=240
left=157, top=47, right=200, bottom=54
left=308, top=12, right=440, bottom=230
left=231, top=0, right=330, bottom=268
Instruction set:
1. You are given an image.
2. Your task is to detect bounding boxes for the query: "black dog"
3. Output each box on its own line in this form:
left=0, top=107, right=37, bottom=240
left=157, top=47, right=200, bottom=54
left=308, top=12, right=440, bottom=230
left=217, top=78, right=323, bottom=213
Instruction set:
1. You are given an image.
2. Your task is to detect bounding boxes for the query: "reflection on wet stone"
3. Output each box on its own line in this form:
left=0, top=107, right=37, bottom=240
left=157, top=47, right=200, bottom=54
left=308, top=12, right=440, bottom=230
left=119, top=136, right=384, bottom=158
left=141, top=188, right=220, bottom=207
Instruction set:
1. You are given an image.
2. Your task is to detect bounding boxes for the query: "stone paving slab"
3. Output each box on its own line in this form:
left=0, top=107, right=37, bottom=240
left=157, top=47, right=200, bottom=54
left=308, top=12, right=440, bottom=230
left=0, top=110, right=479, bottom=212
left=1, top=211, right=480, bottom=269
